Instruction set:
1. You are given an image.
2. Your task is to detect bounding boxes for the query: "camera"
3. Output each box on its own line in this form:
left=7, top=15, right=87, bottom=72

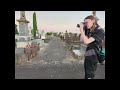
left=77, top=22, right=86, bottom=28
left=77, top=24, right=80, bottom=28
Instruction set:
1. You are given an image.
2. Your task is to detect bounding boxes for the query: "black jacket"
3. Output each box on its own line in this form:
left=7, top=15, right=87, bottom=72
left=84, top=25, right=105, bottom=60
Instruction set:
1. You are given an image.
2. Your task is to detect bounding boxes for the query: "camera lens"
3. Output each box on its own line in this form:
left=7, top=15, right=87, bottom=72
left=77, top=24, right=80, bottom=28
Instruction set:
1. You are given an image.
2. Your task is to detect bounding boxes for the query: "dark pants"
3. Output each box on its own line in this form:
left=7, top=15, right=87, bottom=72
left=84, top=57, right=98, bottom=79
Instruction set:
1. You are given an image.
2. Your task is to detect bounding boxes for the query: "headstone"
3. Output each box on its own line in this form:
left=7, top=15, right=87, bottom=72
left=16, top=11, right=31, bottom=48
left=80, top=44, right=87, bottom=55
left=28, top=26, right=32, bottom=37
left=65, top=32, right=68, bottom=42
left=17, top=11, right=29, bottom=36
left=41, top=30, right=46, bottom=40
left=19, top=37, right=26, bottom=42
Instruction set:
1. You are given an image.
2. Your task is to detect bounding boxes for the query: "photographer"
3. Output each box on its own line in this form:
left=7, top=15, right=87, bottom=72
left=79, top=15, right=105, bottom=79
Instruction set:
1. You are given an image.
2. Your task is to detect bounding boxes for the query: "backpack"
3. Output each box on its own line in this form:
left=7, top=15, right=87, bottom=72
left=94, top=44, right=105, bottom=63
left=94, top=28, right=105, bottom=63
left=98, top=46, right=105, bottom=63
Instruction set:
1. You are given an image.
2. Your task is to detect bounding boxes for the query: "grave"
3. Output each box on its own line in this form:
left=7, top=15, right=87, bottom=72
left=16, top=11, right=31, bottom=48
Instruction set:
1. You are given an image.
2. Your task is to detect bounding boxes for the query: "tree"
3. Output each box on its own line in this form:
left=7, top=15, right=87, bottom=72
left=92, top=11, right=99, bottom=21
left=15, top=24, right=19, bottom=34
left=33, top=12, right=37, bottom=38
left=92, top=11, right=96, bottom=16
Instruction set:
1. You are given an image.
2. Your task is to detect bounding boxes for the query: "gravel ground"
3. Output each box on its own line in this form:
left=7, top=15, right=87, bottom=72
left=15, top=37, right=105, bottom=79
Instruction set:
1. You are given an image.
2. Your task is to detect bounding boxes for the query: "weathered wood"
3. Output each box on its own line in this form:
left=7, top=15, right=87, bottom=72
left=24, top=42, right=40, bottom=58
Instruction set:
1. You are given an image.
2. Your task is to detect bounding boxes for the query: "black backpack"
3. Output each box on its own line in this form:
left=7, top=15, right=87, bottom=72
left=94, top=43, right=105, bottom=63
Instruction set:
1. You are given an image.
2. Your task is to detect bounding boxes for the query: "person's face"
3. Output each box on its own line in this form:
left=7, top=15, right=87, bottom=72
left=84, top=19, right=95, bottom=29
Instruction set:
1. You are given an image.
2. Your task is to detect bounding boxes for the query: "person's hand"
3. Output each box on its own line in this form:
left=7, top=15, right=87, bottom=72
left=80, top=22, right=84, bottom=33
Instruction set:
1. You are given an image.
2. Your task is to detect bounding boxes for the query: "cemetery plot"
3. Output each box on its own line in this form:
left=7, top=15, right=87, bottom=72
left=64, top=33, right=85, bottom=60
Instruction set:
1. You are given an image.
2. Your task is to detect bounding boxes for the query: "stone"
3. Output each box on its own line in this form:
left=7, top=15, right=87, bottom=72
left=16, top=11, right=31, bottom=48
left=41, top=30, right=46, bottom=40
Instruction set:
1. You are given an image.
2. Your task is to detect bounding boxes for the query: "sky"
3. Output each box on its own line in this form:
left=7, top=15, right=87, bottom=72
left=15, top=11, right=105, bottom=33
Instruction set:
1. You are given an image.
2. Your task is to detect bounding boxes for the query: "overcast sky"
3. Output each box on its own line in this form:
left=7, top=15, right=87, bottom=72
left=15, top=11, right=105, bottom=33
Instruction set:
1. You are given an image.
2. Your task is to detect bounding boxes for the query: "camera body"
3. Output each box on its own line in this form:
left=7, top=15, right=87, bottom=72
left=77, top=22, right=90, bottom=36
left=77, top=24, right=80, bottom=28
left=77, top=22, right=86, bottom=28
left=77, top=22, right=87, bottom=30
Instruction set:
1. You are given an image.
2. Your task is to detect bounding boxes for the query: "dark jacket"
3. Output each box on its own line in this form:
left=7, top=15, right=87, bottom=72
left=84, top=25, right=105, bottom=60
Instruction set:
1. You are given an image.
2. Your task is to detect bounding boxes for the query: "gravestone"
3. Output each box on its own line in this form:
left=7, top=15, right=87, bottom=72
left=41, top=30, right=46, bottom=40
left=41, top=30, right=46, bottom=43
left=17, top=11, right=29, bottom=36
left=16, top=11, right=31, bottom=48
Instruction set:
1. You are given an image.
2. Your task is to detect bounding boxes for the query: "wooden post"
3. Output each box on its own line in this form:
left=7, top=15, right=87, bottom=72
left=26, top=43, right=31, bottom=62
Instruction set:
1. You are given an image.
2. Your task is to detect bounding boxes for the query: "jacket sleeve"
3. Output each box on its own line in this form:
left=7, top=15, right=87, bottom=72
left=92, top=29, right=105, bottom=43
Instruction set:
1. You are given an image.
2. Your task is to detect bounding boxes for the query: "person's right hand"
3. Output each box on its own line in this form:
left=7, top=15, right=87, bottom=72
left=80, top=22, right=84, bottom=33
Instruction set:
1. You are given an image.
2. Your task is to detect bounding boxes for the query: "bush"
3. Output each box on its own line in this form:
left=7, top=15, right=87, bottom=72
left=46, top=32, right=53, bottom=35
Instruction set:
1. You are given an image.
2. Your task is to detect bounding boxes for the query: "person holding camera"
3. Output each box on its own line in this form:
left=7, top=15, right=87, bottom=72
left=79, top=15, right=105, bottom=79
